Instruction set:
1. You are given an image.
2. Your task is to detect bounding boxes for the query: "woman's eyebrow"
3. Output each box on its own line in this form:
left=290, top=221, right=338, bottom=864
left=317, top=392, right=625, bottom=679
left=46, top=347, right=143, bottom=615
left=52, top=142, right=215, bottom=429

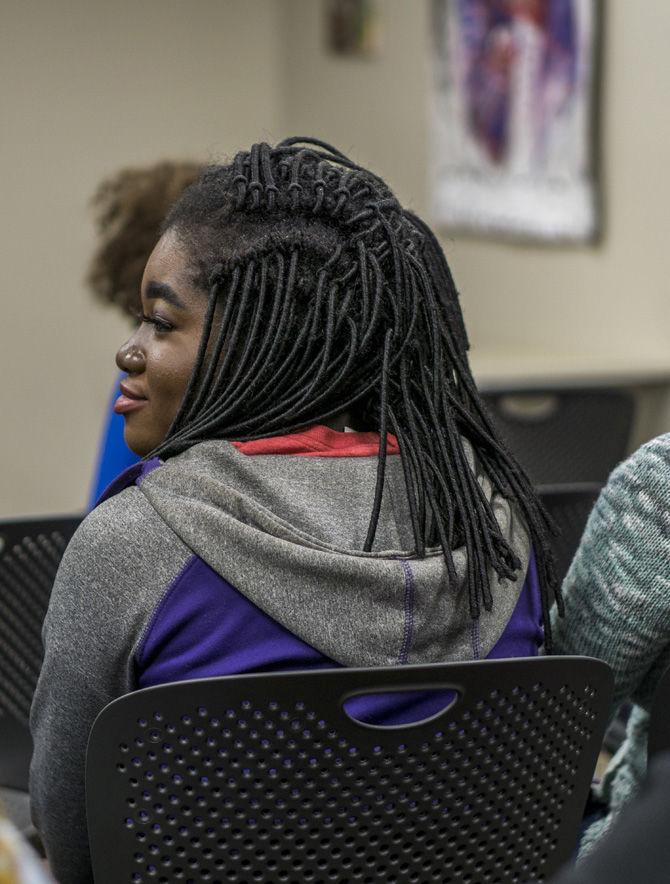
left=145, top=280, right=186, bottom=309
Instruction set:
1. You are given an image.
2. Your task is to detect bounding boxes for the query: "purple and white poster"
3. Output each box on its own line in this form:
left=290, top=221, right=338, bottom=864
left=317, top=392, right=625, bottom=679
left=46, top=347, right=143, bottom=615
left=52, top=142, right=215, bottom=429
left=430, top=0, right=600, bottom=242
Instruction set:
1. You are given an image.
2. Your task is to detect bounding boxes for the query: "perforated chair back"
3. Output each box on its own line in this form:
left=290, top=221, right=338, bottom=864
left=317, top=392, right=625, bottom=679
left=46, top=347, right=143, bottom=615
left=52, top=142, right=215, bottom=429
left=648, top=664, right=670, bottom=760
left=482, top=389, right=634, bottom=485
left=87, top=657, right=612, bottom=884
left=0, top=515, right=81, bottom=789
left=537, top=484, right=602, bottom=584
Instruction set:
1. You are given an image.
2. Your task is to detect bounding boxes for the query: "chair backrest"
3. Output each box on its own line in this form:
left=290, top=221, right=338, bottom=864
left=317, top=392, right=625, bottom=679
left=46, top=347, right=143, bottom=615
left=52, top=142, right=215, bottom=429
left=648, top=664, right=670, bottom=760
left=87, top=657, right=613, bottom=884
left=537, top=484, right=602, bottom=584
left=482, top=388, right=634, bottom=485
left=0, top=515, right=81, bottom=790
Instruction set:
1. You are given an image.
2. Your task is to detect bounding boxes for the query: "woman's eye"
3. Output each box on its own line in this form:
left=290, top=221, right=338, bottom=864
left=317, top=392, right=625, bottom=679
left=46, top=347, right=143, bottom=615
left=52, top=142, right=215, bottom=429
left=140, top=313, right=174, bottom=333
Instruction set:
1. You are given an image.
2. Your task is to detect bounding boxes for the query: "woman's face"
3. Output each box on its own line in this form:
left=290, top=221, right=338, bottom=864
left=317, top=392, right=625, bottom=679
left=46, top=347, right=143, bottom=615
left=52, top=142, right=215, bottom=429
left=115, top=230, right=208, bottom=456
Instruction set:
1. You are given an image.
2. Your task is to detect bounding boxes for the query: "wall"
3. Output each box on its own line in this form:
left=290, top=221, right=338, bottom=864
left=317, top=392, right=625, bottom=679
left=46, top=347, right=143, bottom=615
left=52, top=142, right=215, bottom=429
left=4, top=0, right=670, bottom=516
left=1, top=0, right=282, bottom=516
left=281, top=0, right=670, bottom=358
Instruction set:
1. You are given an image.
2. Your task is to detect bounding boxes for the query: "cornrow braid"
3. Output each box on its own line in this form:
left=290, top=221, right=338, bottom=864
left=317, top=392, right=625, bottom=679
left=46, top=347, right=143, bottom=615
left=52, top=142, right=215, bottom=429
left=152, top=137, right=562, bottom=648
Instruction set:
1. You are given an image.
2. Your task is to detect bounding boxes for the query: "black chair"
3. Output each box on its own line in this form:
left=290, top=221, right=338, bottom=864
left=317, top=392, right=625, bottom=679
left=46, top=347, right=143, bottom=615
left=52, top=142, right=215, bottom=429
left=0, top=515, right=81, bottom=793
left=535, top=485, right=631, bottom=756
left=482, top=388, right=634, bottom=485
left=87, top=657, right=613, bottom=883
left=537, top=484, right=602, bottom=584
left=648, top=664, right=670, bottom=760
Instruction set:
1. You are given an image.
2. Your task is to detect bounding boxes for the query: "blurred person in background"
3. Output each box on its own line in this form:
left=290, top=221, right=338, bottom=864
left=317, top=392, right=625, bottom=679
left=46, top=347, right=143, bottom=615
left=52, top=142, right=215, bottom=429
left=86, top=160, right=203, bottom=505
left=0, top=810, right=51, bottom=883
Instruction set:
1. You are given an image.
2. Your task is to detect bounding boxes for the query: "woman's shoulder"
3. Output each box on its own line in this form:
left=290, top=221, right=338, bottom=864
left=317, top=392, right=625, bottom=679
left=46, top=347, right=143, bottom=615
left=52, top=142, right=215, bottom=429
left=71, top=484, right=179, bottom=558
left=563, top=433, right=670, bottom=611
left=53, top=486, right=193, bottom=617
left=585, top=433, right=670, bottom=541
left=607, top=433, right=670, bottom=497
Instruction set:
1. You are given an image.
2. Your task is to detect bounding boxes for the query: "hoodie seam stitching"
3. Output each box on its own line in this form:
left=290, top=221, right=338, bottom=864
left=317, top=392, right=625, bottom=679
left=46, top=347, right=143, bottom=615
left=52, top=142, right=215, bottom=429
left=470, top=619, right=482, bottom=660
left=397, top=560, right=415, bottom=665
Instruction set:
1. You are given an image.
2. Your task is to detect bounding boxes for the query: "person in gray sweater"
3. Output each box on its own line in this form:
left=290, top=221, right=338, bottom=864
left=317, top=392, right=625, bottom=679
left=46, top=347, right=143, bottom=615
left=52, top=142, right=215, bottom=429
left=551, top=433, right=670, bottom=852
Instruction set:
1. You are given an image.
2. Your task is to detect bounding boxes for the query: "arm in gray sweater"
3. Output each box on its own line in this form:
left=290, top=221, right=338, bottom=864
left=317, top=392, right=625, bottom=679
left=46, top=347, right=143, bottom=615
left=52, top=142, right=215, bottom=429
left=551, top=434, right=670, bottom=712
left=550, top=434, right=670, bottom=849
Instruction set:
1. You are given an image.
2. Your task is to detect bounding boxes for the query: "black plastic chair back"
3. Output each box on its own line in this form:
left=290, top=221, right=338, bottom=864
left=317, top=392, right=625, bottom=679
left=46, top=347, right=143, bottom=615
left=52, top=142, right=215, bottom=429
left=87, top=657, right=613, bottom=883
left=482, top=389, right=634, bottom=485
left=0, top=515, right=81, bottom=789
left=537, top=484, right=602, bottom=584
left=648, top=665, right=670, bottom=759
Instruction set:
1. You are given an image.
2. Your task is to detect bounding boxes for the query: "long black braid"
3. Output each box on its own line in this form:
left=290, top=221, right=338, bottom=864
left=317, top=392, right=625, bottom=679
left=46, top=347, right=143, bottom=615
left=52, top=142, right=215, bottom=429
left=152, top=137, right=563, bottom=647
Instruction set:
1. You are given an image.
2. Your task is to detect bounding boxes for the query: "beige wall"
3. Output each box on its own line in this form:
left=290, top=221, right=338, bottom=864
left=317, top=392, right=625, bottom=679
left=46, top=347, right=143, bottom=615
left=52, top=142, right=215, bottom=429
left=1, top=0, right=282, bottom=516
left=4, top=0, right=670, bottom=516
left=282, top=0, right=670, bottom=358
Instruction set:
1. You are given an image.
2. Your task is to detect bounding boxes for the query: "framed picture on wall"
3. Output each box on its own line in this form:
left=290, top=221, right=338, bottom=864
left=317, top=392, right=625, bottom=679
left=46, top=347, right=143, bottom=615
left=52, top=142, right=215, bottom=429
left=430, top=0, right=601, bottom=243
left=325, top=0, right=381, bottom=58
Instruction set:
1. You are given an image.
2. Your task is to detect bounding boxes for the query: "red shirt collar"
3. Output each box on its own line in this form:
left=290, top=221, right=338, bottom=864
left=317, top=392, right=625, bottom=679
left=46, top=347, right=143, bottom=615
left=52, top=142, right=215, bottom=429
left=231, top=424, right=399, bottom=457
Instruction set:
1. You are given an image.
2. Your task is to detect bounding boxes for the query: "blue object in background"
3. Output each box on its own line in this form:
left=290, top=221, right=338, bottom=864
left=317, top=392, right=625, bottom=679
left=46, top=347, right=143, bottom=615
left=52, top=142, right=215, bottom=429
left=89, top=374, right=140, bottom=509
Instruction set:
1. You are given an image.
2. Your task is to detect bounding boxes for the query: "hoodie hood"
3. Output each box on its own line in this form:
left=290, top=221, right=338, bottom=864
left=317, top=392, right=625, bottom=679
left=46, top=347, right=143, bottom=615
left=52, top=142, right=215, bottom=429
left=138, top=438, right=531, bottom=667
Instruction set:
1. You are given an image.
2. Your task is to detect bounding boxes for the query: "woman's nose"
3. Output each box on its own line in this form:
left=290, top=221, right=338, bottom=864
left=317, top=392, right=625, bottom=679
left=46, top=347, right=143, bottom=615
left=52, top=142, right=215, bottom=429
left=116, top=336, right=146, bottom=374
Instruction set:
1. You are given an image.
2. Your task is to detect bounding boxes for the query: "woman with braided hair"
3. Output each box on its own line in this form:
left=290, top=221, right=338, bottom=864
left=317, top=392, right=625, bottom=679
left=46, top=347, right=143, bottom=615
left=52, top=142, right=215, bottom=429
left=31, top=138, right=559, bottom=882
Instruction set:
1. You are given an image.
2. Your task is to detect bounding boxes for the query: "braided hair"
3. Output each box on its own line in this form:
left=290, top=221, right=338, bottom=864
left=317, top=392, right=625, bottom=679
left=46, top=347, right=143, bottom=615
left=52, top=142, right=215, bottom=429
left=153, top=137, right=562, bottom=646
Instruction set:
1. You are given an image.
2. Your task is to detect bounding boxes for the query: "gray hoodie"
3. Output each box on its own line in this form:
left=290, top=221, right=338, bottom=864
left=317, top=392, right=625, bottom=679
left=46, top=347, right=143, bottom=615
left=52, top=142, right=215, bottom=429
left=30, top=439, right=532, bottom=882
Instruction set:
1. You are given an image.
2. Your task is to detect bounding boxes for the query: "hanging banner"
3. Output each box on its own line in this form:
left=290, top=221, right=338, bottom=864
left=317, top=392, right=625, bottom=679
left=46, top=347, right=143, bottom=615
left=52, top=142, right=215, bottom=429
left=430, top=0, right=601, bottom=242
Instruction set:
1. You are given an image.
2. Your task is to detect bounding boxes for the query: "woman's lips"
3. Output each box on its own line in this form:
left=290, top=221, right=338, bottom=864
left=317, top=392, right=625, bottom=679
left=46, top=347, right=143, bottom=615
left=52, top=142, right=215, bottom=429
left=114, top=394, right=148, bottom=415
left=114, top=383, right=148, bottom=415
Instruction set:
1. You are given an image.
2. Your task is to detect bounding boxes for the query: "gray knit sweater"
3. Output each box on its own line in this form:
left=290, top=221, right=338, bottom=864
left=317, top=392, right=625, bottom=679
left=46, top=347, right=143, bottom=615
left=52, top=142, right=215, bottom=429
left=550, top=433, right=670, bottom=852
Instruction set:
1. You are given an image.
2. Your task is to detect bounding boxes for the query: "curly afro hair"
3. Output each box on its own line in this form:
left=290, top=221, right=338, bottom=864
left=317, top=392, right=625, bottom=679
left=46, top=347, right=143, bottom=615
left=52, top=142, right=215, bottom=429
left=86, top=160, right=204, bottom=318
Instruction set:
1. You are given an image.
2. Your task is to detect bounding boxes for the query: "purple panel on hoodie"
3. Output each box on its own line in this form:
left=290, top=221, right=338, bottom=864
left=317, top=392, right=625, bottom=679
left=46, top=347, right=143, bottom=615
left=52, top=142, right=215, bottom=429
left=488, top=550, right=543, bottom=659
left=136, top=553, right=543, bottom=726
